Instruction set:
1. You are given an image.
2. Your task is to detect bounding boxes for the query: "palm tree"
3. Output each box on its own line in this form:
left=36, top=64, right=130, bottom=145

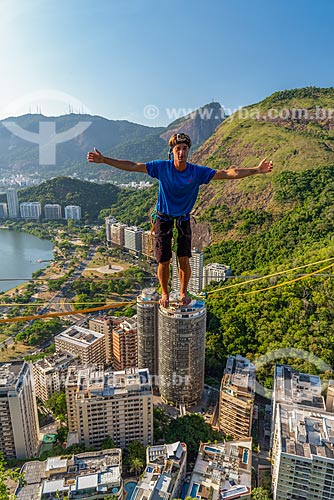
left=129, top=457, right=144, bottom=479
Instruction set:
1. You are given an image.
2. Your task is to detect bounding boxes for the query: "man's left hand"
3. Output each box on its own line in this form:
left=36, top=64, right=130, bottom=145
left=257, top=157, right=273, bottom=174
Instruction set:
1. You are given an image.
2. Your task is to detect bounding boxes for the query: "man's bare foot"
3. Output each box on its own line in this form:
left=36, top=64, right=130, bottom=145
left=179, top=293, right=191, bottom=306
left=159, top=294, right=169, bottom=308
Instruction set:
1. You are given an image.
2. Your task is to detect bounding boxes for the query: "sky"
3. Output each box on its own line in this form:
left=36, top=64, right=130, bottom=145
left=1, top=0, right=334, bottom=126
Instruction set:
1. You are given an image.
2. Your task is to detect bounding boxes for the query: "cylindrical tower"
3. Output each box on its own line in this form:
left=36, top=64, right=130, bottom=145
left=137, top=288, right=159, bottom=382
left=158, top=298, right=206, bottom=407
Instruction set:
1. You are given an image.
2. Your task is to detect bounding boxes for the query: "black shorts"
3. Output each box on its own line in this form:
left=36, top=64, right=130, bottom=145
left=154, top=218, right=192, bottom=263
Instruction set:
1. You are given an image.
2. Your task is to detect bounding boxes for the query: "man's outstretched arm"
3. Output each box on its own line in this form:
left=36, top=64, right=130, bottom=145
left=87, top=148, right=147, bottom=173
left=213, top=157, right=273, bottom=180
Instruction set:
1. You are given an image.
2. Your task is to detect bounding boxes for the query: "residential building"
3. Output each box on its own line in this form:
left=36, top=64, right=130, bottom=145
left=124, top=226, right=143, bottom=255
left=158, top=297, right=206, bottom=406
left=6, top=188, right=19, bottom=218
left=203, top=263, right=232, bottom=288
left=271, top=364, right=325, bottom=446
left=188, top=440, right=252, bottom=500
left=0, top=202, right=8, bottom=218
left=105, top=216, right=117, bottom=244
left=0, top=361, right=39, bottom=459
left=109, top=222, right=127, bottom=248
left=88, top=315, right=116, bottom=364
left=137, top=288, right=159, bottom=382
left=65, top=367, right=153, bottom=449
left=271, top=405, right=334, bottom=500
left=132, top=441, right=187, bottom=500
left=142, top=230, right=154, bottom=259
left=32, top=352, right=76, bottom=402
left=65, top=205, right=81, bottom=220
left=326, top=380, right=334, bottom=412
left=20, top=201, right=42, bottom=219
left=44, top=203, right=62, bottom=220
left=218, top=355, right=255, bottom=439
left=15, top=449, right=123, bottom=500
left=55, top=325, right=106, bottom=365
left=112, top=317, right=137, bottom=371
left=172, top=249, right=203, bottom=294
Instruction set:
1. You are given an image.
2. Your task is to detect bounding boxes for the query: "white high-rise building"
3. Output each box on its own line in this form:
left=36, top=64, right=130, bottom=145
left=272, top=405, right=334, bottom=500
left=65, top=205, right=81, bottom=220
left=66, top=367, right=153, bottom=449
left=44, top=204, right=62, bottom=220
left=20, top=202, right=42, bottom=219
left=124, top=226, right=143, bottom=256
left=0, top=361, right=39, bottom=459
left=0, top=203, right=8, bottom=218
left=203, top=263, right=231, bottom=288
left=172, top=249, right=203, bottom=294
left=105, top=216, right=117, bottom=243
left=6, top=188, right=19, bottom=218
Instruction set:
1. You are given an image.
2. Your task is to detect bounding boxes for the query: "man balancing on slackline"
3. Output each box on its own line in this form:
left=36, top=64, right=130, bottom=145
left=87, top=133, right=273, bottom=308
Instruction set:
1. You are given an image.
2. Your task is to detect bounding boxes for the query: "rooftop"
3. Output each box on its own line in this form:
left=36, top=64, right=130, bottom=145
left=278, top=404, right=334, bottom=459
left=33, top=352, right=75, bottom=372
left=0, top=361, right=26, bottom=390
left=222, top=355, right=255, bottom=394
left=188, top=440, right=252, bottom=500
left=131, top=442, right=187, bottom=500
left=274, top=364, right=325, bottom=409
left=16, top=449, right=122, bottom=500
left=55, top=325, right=104, bottom=347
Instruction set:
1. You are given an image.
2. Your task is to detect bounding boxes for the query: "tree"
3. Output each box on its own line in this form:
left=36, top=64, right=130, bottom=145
left=129, top=457, right=144, bottom=479
left=251, top=487, right=272, bottom=500
left=101, top=436, right=115, bottom=450
left=0, top=452, right=23, bottom=500
left=45, top=392, right=67, bottom=422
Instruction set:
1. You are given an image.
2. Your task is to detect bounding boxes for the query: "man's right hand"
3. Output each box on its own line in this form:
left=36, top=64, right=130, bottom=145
left=87, top=147, right=105, bottom=163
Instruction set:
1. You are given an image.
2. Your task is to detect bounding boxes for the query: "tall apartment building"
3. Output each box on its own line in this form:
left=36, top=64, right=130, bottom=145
left=188, top=440, right=252, bottom=500
left=203, top=263, right=231, bottom=288
left=326, top=380, right=334, bottom=412
left=218, top=355, right=255, bottom=439
left=0, top=361, right=39, bottom=459
left=6, top=188, right=19, bottom=218
left=65, top=205, right=81, bottom=220
left=124, top=226, right=143, bottom=256
left=158, top=298, right=206, bottom=406
left=88, top=315, right=116, bottom=364
left=65, top=367, right=153, bottom=449
left=0, top=202, right=8, bottom=218
left=112, top=317, right=137, bottom=370
left=271, top=405, right=334, bottom=500
left=141, top=230, right=154, bottom=259
left=32, top=352, right=76, bottom=402
left=109, top=222, right=127, bottom=248
left=20, top=201, right=42, bottom=219
left=132, top=441, right=187, bottom=500
left=16, top=449, right=123, bottom=500
left=105, top=216, right=117, bottom=244
left=172, top=249, right=203, bottom=294
left=55, top=325, right=106, bottom=365
left=137, top=288, right=160, bottom=381
left=44, top=203, right=62, bottom=220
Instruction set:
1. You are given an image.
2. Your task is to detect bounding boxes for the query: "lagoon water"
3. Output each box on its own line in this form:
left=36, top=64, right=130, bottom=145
left=0, top=229, right=54, bottom=293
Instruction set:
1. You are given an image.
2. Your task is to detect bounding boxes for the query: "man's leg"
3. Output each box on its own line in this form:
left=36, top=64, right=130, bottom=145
left=178, top=256, right=191, bottom=305
left=158, top=260, right=171, bottom=307
left=177, top=219, right=192, bottom=305
left=154, top=218, right=173, bottom=307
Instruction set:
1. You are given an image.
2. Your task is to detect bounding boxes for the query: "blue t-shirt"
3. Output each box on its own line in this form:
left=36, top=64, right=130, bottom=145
left=146, top=160, right=216, bottom=217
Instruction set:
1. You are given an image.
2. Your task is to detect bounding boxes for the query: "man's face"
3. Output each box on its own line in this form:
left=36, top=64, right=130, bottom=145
left=172, top=143, right=189, bottom=163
